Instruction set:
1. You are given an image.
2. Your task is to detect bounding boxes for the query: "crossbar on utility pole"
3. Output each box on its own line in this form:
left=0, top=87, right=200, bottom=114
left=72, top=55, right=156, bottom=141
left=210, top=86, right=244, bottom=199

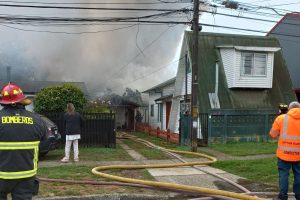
left=191, top=0, right=199, bottom=152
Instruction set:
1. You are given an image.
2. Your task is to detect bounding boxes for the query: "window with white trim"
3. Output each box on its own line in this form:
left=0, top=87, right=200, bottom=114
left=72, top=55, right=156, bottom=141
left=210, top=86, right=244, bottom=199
left=241, top=52, right=267, bottom=76
left=150, top=104, right=154, bottom=117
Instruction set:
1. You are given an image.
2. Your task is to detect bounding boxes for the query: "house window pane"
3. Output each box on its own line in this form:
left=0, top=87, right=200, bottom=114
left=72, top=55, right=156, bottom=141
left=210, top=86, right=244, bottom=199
left=158, top=104, right=162, bottom=122
left=242, top=52, right=267, bottom=76
left=242, top=53, right=253, bottom=75
left=150, top=104, right=154, bottom=117
left=254, top=53, right=267, bottom=75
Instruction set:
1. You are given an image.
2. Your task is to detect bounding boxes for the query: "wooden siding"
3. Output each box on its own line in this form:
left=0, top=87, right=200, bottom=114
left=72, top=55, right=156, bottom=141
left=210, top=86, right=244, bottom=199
left=221, top=48, right=274, bottom=88
left=162, top=83, right=175, bottom=96
left=220, top=48, right=235, bottom=88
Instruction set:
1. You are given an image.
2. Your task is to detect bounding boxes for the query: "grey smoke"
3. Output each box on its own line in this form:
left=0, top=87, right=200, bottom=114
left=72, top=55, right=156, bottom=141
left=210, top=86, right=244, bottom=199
left=0, top=1, right=197, bottom=98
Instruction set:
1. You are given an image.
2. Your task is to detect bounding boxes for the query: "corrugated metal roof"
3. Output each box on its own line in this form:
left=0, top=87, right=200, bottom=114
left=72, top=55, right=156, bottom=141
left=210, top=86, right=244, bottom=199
left=182, top=31, right=296, bottom=112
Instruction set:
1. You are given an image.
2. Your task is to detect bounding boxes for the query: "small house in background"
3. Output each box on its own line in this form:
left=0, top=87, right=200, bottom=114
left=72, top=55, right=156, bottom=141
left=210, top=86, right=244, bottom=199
left=267, top=13, right=300, bottom=100
left=0, top=80, right=89, bottom=111
left=142, top=78, right=175, bottom=131
left=169, top=31, right=296, bottom=144
left=109, top=97, right=140, bottom=131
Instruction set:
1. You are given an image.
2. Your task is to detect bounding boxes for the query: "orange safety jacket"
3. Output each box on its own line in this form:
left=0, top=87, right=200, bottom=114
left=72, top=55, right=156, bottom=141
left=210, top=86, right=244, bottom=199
left=269, top=108, right=300, bottom=162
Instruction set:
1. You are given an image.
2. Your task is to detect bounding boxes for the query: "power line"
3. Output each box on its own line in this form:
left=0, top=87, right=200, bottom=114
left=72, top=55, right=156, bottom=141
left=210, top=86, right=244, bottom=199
left=0, top=1, right=190, bottom=5
left=0, top=3, right=193, bottom=12
left=0, top=23, right=139, bottom=34
left=200, top=9, right=300, bottom=28
left=270, top=2, right=300, bottom=7
left=200, top=22, right=300, bottom=38
left=110, top=26, right=174, bottom=77
left=110, top=56, right=185, bottom=90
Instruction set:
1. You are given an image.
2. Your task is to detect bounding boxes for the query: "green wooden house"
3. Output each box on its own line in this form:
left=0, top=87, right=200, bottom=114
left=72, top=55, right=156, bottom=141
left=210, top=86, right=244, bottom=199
left=169, top=31, right=297, bottom=144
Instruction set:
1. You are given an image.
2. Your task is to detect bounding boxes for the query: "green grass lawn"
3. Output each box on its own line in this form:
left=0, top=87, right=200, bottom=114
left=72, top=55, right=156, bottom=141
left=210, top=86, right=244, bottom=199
left=38, top=164, right=156, bottom=198
left=121, top=139, right=170, bottom=160
left=40, top=144, right=133, bottom=162
left=37, top=131, right=286, bottom=197
left=209, top=141, right=277, bottom=156
left=213, top=157, right=278, bottom=186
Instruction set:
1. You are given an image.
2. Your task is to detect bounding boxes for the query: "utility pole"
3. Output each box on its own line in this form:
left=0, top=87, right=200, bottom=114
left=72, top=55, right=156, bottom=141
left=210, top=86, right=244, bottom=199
left=191, top=0, right=199, bottom=152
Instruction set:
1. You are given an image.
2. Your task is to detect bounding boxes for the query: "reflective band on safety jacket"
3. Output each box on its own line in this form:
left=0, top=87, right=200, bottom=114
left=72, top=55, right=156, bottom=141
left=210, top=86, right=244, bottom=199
left=0, top=141, right=39, bottom=179
left=277, top=115, right=300, bottom=161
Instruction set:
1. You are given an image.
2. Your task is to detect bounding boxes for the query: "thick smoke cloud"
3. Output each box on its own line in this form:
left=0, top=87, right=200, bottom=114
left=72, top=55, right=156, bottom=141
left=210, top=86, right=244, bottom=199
left=0, top=1, right=193, bottom=98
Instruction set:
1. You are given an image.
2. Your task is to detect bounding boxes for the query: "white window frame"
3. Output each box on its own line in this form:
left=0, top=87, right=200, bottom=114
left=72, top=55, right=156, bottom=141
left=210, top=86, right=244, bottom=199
left=241, top=51, right=267, bottom=77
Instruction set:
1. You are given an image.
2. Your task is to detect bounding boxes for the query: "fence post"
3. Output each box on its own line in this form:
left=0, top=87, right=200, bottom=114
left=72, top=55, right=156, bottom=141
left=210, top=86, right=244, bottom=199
left=223, top=114, right=228, bottom=144
left=264, top=114, right=269, bottom=142
left=208, top=114, right=212, bottom=145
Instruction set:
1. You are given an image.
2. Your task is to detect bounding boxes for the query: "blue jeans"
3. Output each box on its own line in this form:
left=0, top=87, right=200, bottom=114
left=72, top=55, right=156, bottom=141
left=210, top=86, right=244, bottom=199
left=278, top=158, right=300, bottom=200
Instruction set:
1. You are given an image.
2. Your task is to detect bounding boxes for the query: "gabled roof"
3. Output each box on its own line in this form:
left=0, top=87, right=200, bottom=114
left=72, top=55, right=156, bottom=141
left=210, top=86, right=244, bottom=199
left=181, top=31, right=296, bottom=112
left=0, top=80, right=89, bottom=97
left=267, top=13, right=300, bottom=36
left=155, top=94, right=173, bottom=102
left=142, top=77, right=176, bottom=93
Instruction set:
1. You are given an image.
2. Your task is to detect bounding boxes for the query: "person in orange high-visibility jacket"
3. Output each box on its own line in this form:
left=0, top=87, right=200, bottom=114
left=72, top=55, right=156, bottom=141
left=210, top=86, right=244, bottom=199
left=270, top=101, right=300, bottom=200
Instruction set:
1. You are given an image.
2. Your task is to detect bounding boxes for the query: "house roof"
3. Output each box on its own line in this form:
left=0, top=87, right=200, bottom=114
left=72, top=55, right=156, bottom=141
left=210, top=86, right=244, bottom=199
left=267, top=13, right=300, bottom=89
left=155, top=94, right=173, bottom=102
left=0, top=80, right=89, bottom=97
left=182, top=31, right=296, bottom=112
left=267, top=13, right=300, bottom=36
left=142, top=77, right=176, bottom=93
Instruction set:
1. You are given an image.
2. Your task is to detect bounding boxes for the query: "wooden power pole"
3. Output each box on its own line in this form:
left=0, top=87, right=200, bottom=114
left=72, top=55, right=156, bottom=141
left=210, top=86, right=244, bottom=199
left=191, top=0, right=199, bottom=152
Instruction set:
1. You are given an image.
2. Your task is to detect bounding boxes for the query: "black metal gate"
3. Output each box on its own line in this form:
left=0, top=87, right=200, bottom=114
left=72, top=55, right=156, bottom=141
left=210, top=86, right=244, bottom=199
left=43, top=112, right=116, bottom=148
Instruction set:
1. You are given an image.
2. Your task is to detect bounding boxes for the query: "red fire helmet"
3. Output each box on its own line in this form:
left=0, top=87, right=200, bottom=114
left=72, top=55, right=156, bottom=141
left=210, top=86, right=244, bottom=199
left=0, top=82, right=26, bottom=104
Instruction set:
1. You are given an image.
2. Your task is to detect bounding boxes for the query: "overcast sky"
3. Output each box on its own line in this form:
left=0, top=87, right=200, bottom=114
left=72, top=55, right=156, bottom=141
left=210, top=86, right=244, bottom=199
left=0, top=0, right=298, bottom=98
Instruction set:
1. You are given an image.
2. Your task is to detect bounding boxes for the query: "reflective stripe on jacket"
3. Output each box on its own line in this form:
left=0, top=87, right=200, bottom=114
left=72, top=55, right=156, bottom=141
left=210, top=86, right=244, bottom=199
left=0, top=141, right=39, bottom=179
left=269, top=108, right=300, bottom=161
left=0, top=106, right=47, bottom=180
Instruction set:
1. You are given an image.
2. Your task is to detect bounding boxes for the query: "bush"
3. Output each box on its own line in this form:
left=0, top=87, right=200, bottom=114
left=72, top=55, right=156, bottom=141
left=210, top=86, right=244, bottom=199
left=34, top=84, right=87, bottom=113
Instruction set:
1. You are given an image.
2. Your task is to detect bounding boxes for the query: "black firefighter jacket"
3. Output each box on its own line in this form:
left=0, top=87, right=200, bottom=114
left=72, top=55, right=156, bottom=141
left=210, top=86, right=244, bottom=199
left=0, top=105, right=47, bottom=179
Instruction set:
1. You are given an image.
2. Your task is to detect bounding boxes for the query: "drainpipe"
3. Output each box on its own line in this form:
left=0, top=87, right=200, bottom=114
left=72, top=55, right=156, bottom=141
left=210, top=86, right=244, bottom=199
left=215, top=61, right=219, bottom=95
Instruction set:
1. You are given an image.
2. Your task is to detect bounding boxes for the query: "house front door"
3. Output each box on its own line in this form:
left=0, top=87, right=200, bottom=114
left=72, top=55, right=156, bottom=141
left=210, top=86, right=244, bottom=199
left=166, top=101, right=172, bottom=129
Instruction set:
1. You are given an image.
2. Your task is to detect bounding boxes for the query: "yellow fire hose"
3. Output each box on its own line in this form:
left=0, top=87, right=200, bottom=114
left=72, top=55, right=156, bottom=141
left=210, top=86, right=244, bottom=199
left=92, top=133, right=263, bottom=200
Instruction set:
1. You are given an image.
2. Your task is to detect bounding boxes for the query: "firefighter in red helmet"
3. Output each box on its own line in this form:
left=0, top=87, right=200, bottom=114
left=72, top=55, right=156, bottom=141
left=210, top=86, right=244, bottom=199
left=0, top=82, right=47, bottom=200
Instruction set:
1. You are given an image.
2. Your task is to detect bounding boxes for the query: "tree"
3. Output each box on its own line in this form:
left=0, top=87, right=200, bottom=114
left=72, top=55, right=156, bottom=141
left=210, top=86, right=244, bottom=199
left=34, top=83, right=87, bottom=113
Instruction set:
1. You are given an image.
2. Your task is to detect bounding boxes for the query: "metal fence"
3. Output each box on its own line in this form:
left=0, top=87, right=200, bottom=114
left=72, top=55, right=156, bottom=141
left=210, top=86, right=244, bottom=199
left=206, top=111, right=277, bottom=144
left=43, top=112, right=116, bottom=148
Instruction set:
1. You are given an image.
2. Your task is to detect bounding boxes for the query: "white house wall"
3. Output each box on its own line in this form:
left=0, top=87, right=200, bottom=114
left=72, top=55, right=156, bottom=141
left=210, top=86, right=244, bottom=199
left=148, top=92, right=162, bottom=129
left=162, top=84, right=175, bottom=96
left=162, top=102, right=167, bottom=130
left=220, top=48, right=235, bottom=88
left=168, top=98, right=180, bottom=133
left=113, top=107, right=126, bottom=129
left=169, top=49, right=192, bottom=133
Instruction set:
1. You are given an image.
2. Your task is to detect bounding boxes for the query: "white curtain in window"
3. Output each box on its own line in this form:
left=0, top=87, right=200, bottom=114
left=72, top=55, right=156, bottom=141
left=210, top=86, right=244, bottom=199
left=254, top=53, right=267, bottom=75
left=242, top=52, right=267, bottom=76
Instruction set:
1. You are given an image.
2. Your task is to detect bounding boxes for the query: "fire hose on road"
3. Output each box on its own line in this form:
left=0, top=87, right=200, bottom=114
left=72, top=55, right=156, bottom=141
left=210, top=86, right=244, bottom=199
left=91, top=132, right=263, bottom=200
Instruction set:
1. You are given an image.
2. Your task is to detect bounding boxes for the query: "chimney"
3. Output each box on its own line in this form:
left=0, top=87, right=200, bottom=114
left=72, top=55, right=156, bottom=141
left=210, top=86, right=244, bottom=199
left=6, top=66, right=11, bottom=82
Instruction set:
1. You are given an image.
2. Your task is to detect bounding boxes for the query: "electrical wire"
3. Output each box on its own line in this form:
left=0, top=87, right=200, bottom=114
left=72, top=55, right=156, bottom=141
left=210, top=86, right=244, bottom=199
left=110, top=56, right=185, bottom=90
left=0, top=0, right=192, bottom=5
